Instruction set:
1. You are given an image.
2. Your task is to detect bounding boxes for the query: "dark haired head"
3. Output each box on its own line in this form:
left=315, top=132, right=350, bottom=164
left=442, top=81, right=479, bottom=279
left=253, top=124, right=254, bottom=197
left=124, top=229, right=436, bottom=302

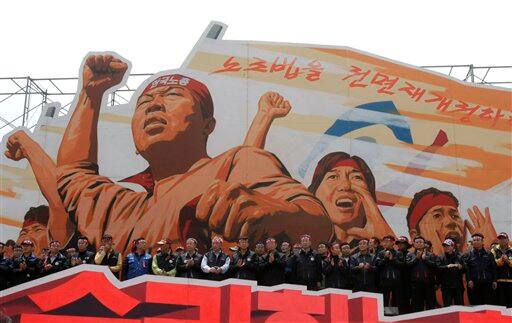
left=308, top=152, right=376, bottom=201
left=23, top=205, right=49, bottom=226
left=406, top=187, right=459, bottom=232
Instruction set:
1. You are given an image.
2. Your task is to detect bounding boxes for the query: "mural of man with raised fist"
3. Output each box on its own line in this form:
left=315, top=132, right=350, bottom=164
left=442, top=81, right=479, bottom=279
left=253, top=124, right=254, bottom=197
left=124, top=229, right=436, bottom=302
left=56, top=53, right=333, bottom=256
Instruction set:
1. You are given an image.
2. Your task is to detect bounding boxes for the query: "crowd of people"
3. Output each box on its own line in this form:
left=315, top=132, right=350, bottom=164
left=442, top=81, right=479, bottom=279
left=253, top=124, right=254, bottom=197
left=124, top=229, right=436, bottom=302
left=1, top=230, right=511, bottom=315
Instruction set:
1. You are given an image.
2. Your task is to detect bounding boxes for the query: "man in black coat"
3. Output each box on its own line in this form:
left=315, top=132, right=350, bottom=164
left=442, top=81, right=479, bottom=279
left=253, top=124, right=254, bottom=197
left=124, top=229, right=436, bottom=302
left=291, top=234, right=322, bottom=290
left=350, top=239, right=376, bottom=292
left=464, top=233, right=497, bottom=305
left=176, top=238, right=204, bottom=279
left=230, top=237, right=258, bottom=280
left=322, top=242, right=350, bottom=289
left=258, top=238, right=286, bottom=286
left=406, top=236, right=438, bottom=312
left=69, top=236, right=95, bottom=267
left=437, top=238, right=465, bottom=306
left=375, top=235, right=403, bottom=311
left=41, top=240, right=68, bottom=276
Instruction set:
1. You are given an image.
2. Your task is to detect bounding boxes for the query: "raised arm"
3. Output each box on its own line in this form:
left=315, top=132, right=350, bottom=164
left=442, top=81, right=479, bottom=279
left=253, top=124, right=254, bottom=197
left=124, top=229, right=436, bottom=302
left=57, top=54, right=128, bottom=166
left=243, top=92, right=291, bottom=149
left=5, top=130, right=73, bottom=244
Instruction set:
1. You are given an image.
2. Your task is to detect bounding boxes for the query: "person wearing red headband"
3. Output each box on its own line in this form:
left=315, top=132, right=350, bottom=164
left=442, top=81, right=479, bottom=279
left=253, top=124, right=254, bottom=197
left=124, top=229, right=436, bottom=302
left=16, top=205, right=50, bottom=257
left=308, top=152, right=395, bottom=244
left=56, top=53, right=332, bottom=257
left=407, top=187, right=497, bottom=256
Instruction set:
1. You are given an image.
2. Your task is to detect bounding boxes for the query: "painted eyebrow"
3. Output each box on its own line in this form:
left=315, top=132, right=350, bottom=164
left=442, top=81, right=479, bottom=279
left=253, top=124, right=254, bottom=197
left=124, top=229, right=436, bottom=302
left=430, top=207, right=444, bottom=212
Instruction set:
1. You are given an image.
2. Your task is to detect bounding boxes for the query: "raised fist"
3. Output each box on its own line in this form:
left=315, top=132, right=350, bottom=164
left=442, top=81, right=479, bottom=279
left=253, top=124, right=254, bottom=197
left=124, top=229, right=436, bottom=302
left=257, top=92, right=292, bottom=120
left=4, top=130, right=33, bottom=161
left=82, top=54, right=128, bottom=99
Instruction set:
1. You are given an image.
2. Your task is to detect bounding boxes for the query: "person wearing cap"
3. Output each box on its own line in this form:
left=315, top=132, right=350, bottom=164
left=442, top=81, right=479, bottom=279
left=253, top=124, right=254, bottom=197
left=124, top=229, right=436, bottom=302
left=70, top=236, right=95, bottom=266
left=94, top=234, right=122, bottom=279
left=123, top=238, right=152, bottom=280
left=176, top=238, right=203, bottom=279
left=307, top=152, right=394, bottom=246
left=201, top=237, right=230, bottom=281
left=405, top=236, right=438, bottom=312
left=375, top=235, right=403, bottom=312
left=349, top=238, right=377, bottom=293
left=437, top=238, right=465, bottom=306
left=290, top=234, right=323, bottom=290
left=41, top=240, right=68, bottom=276
left=230, top=237, right=258, bottom=280
left=490, top=232, right=511, bottom=307
left=17, top=240, right=42, bottom=283
left=56, top=53, right=333, bottom=257
left=395, top=236, right=412, bottom=313
left=152, top=238, right=176, bottom=277
left=463, top=232, right=497, bottom=305
left=258, top=238, right=286, bottom=286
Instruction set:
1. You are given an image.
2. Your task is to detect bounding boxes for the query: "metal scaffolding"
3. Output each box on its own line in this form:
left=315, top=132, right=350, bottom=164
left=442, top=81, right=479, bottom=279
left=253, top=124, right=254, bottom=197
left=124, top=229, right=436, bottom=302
left=0, top=65, right=511, bottom=135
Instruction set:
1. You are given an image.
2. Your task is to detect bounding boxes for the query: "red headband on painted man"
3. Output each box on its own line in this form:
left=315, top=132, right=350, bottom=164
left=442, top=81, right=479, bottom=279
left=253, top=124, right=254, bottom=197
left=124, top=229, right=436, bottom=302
left=408, top=193, right=457, bottom=230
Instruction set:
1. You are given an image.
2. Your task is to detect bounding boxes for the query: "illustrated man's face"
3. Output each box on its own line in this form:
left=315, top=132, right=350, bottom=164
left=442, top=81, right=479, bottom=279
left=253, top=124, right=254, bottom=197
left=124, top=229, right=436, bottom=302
left=17, top=223, right=48, bottom=255
left=416, top=203, right=464, bottom=255
left=315, top=164, right=369, bottom=228
left=132, top=86, right=207, bottom=158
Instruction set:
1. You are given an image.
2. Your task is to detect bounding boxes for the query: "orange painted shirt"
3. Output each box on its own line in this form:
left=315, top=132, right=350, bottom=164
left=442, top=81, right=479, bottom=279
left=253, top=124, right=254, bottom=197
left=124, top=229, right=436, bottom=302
left=58, top=146, right=326, bottom=256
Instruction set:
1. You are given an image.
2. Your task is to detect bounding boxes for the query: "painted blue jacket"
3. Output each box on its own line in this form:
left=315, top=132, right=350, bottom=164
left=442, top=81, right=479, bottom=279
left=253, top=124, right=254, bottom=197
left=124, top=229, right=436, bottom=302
left=123, top=252, right=152, bottom=280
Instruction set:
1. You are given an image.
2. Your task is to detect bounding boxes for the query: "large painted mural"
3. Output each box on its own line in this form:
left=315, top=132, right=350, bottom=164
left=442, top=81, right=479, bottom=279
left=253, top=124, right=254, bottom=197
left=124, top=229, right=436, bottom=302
left=1, top=22, right=511, bottom=257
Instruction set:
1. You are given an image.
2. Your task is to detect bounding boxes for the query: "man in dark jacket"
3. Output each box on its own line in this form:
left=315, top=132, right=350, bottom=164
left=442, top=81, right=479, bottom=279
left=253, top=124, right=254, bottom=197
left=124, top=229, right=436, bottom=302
left=281, top=241, right=295, bottom=284
left=152, top=238, right=177, bottom=276
left=323, top=242, right=350, bottom=289
left=94, top=233, right=122, bottom=279
left=437, top=238, right=464, bottom=306
left=491, top=232, right=512, bottom=307
left=230, top=237, right=258, bottom=280
left=350, top=239, right=376, bottom=292
left=464, top=233, right=497, bottom=305
left=69, top=236, right=95, bottom=267
left=340, top=242, right=354, bottom=290
left=375, top=235, right=403, bottom=311
left=176, top=238, right=203, bottom=279
left=41, top=240, right=68, bottom=276
left=406, top=236, right=438, bottom=311
left=258, top=238, right=286, bottom=286
left=291, top=234, right=322, bottom=290
left=395, top=236, right=412, bottom=313
left=201, top=236, right=230, bottom=281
